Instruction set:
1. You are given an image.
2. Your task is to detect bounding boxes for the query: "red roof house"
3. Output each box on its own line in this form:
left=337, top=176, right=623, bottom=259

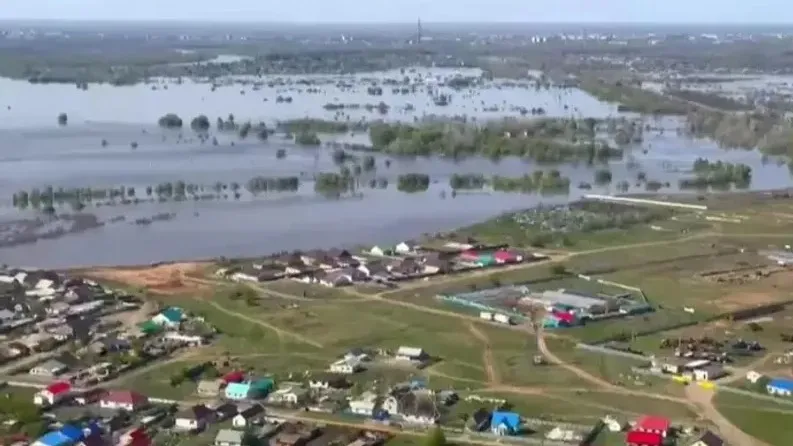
left=458, top=250, right=480, bottom=261
left=99, top=390, right=149, bottom=412
left=34, top=381, right=71, bottom=406
left=550, top=310, right=576, bottom=326
left=119, top=428, right=151, bottom=446
left=493, top=250, right=522, bottom=264
left=625, top=430, right=663, bottom=446
left=222, top=370, right=246, bottom=384
left=634, top=415, right=670, bottom=436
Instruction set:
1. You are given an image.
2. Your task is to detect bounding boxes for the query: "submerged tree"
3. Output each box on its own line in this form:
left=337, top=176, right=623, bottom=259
left=158, top=113, right=183, bottom=129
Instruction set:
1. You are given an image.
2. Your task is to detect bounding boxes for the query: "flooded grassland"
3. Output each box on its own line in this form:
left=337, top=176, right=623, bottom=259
left=0, top=67, right=790, bottom=267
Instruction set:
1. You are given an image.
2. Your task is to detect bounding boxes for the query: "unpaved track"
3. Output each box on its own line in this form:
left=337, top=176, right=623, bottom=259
left=686, top=385, right=770, bottom=446
left=197, top=298, right=324, bottom=349
left=467, top=323, right=499, bottom=385
left=537, top=328, right=771, bottom=445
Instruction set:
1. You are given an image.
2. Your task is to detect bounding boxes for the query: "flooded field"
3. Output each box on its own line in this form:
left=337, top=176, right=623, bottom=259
left=0, top=67, right=616, bottom=128
left=0, top=67, right=791, bottom=267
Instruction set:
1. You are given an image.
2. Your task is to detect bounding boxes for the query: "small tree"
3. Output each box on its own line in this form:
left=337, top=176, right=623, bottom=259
left=57, top=113, right=68, bottom=126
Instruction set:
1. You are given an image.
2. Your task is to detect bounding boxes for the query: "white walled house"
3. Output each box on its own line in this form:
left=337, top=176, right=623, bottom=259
left=349, top=391, right=378, bottom=416
left=395, top=346, right=427, bottom=362
left=329, top=358, right=362, bottom=374
left=395, top=242, right=413, bottom=254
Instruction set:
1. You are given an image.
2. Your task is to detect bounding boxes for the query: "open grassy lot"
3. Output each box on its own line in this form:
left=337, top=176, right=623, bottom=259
left=714, top=391, right=793, bottom=446
left=88, top=191, right=793, bottom=444
left=457, top=205, right=713, bottom=251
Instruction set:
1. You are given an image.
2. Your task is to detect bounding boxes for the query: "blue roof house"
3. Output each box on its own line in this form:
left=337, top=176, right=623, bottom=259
left=152, top=307, right=185, bottom=327
left=767, top=378, right=793, bottom=396
left=490, top=411, right=521, bottom=436
left=225, top=382, right=253, bottom=400
left=32, top=431, right=77, bottom=446
left=58, top=425, right=85, bottom=443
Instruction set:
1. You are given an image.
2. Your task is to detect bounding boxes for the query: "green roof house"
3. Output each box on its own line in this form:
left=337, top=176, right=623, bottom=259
left=475, top=254, right=496, bottom=267
left=138, top=320, right=163, bottom=335
left=250, top=378, right=275, bottom=397
left=152, top=307, right=185, bottom=327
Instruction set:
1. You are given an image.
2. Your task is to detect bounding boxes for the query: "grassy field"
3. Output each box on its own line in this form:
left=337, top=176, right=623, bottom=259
left=91, top=192, right=793, bottom=439
left=714, top=391, right=793, bottom=445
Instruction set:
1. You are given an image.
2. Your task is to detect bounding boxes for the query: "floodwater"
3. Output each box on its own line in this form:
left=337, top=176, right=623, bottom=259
left=0, top=68, right=791, bottom=268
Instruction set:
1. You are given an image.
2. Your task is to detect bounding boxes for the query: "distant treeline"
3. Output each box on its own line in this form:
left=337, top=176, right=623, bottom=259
left=447, top=172, right=571, bottom=194
left=679, top=158, right=752, bottom=189
left=367, top=120, right=622, bottom=162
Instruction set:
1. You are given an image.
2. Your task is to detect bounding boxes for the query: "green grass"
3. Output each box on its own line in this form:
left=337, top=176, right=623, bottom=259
left=714, top=393, right=793, bottom=446
left=263, top=280, right=359, bottom=300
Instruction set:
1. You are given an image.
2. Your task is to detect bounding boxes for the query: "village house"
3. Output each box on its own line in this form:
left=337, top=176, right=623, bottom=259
left=232, top=403, right=264, bottom=428
left=395, top=346, right=428, bottom=363
left=274, top=252, right=305, bottom=267
left=470, top=408, right=492, bottom=432
left=268, top=386, right=310, bottom=406
left=318, top=271, right=353, bottom=288
left=225, top=378, right=275, bottom=400
left=74, top=388, right=106, bottom=406
left=175, top=404, right=216, bottom=431
left=689, top=431, right=724, bottom=446
left=388, top=258, right=423, bottom=276
left=309, top=374, right=350, bottom=390
left=117, top=427, right=151, bottom=446
left=329, top=357, right=362, bottom=374
left=490, top=411, right=521, bottom=436
left=300, top=250, right=328, bottom=266
left=688, top=364, right=727, bottom=382
left=214, top=402, right=239, bottom=421
left=215, top=429, right=244, bottom=446
left=270, top=432, right=309, bottom=446
left=197, top=379, right=225, bottom=397
left=326, top=248, right=357, bottom=266
left=226, top=382, right=255, bottom=400
left=493, top=250, right=523, bottom=264
left=368, top=246, right=391, bottom=257
left=422, top=256, right=452, bottom=274
left=29, top=358, right=68, bottom=377
left=349, top=391, right=379, bottom=416
left=100, top=390, right=149, bottom=412
left=382, top=391, right=438, bottom=425
left=357, top=262, right=390, bottom=280
left=285, top=263, right=314, bottom=276
left=767, top=378, right=793, bottom=396
left=394, top=241, right=416, bottom=255
left=164, top=332, right=208, bottom=346
left=625, top=415, right=670, bottom=446
left=230, top=271, right=259, bottom=283
left=151, top=307, right=185, bottom=328
left=33, top=381, right=71, bottom=406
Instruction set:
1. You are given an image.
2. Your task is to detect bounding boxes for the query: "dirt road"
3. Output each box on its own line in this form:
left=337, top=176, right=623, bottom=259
left=686, top=385, right=770, bottom=446
left=198, top=298, right=324, bottom=349
left=467, top=323, right=499, bottom=385
left=536, top=329, right=771, bottom=445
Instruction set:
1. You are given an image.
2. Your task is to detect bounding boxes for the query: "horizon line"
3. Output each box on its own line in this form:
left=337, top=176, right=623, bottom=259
left=1, top=18, right=793, bottom=26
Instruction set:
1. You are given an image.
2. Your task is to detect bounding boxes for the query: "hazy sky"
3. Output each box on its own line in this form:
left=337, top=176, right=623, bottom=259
left=1, top=0, right=791, bottom=24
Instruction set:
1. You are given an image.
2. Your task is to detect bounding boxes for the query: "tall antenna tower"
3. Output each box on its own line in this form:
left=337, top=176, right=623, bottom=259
left=417, top=18, right=423, bottom=43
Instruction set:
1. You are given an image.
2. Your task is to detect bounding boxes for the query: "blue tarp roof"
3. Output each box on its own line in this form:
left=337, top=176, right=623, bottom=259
left=84, top=422, right=102, bottom=437
left=491, top=411, right=521, bottom=430
left=59, top=424, right=84, bottom=442
left=35, top=432, right=73, bottom=446
left=769, top=378, right=793, bottom=391
left=160, top=307, right=184, bottom=322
